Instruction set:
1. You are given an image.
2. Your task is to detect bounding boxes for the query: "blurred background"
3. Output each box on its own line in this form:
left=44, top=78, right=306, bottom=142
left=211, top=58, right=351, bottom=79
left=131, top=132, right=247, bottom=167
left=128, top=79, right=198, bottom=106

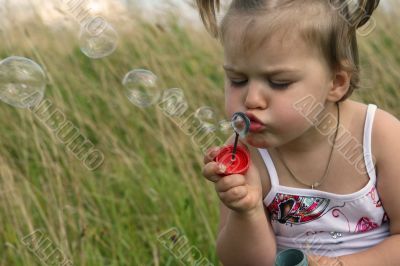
left=0, top=0, right=399, bottom=265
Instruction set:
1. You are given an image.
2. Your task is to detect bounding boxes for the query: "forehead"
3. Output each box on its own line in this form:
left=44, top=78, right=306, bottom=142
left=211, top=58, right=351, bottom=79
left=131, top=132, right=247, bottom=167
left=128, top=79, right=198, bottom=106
left=223, top=21, right=317, bottom=69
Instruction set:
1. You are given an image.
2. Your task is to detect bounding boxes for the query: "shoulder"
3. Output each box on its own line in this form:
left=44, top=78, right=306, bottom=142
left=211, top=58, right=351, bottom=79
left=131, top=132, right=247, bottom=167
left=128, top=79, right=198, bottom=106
left=371, top=105, right=400, bottom=174
left=372, top=107, right=400, bottom=162
left=371, top=104, right=399, bottom=179
left=371, top=105, right=400, bottom=235
left=343, top=100, right=399, bottom=149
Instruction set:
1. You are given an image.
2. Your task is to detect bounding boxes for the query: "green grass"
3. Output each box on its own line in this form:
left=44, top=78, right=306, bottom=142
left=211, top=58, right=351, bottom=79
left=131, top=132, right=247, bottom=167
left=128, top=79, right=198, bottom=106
left=0, top=2, right=399, bottom=266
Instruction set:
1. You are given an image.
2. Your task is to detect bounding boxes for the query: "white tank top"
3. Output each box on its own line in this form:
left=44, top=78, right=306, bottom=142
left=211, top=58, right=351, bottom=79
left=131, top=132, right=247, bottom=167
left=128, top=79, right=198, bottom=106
left=258, top=104, right=390, bottom=257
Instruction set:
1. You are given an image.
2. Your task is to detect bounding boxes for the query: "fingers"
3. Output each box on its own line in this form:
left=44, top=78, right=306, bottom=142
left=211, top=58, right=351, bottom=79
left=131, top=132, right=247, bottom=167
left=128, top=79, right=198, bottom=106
left=215, top=174, right=246, bottom=192
left=215, top=174, right=247, bottom=205
left=203, top=146, right=220, bottom=164
left=219, top=185, right=248, bottom=204
left=202, top=161, right=226, bottom=182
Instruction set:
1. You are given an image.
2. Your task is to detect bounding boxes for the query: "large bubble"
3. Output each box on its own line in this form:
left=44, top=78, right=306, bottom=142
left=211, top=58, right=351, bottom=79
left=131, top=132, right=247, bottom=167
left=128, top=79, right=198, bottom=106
left=195, top=106, right=217, bottom=133
left=232, top=112, right=250, bottom=138
left=79, top=20, right=118, bottom=59
left=0, top=56, right=46, bottom=108
left=123, top=69, right=161, bottom=108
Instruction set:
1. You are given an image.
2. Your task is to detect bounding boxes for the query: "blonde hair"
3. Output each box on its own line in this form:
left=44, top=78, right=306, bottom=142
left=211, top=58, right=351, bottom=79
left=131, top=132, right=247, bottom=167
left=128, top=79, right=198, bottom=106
left=196, top=0, right=380, bottom=101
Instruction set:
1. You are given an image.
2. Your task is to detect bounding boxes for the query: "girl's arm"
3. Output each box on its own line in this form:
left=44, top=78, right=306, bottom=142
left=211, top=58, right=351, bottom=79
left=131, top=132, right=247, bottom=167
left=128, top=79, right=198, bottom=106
left=216, top=202, right=277, bottom=266
left=308, top=109, right=400, bottom=266
left=308, top=235, right=400, bottom=266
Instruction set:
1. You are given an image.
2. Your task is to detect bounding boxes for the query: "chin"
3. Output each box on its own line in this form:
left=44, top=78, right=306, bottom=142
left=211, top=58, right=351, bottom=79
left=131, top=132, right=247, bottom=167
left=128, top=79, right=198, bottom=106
left=245, top=135, right=273, bottom=149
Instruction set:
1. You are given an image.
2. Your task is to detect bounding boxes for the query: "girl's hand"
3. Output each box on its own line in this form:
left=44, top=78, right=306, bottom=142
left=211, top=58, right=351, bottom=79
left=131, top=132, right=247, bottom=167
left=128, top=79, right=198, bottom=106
left=202, top=146, right=264, bottom=215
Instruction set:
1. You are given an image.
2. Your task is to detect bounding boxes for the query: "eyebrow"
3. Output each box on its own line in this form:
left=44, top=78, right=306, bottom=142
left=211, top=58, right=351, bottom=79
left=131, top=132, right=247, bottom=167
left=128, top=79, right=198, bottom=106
left=223, top=65, right=300, bottom=75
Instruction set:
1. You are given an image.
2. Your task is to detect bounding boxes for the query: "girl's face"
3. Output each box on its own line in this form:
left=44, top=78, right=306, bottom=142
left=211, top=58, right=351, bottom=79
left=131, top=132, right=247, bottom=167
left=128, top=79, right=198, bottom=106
left=223, top=27, right=335, bottom=149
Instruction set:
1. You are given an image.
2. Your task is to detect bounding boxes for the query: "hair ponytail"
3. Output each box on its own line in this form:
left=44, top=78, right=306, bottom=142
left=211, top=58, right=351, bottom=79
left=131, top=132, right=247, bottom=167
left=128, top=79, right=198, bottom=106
left=357, top=0, right=380, bottom=28
left=335, top=0, right=380, bottom=29
left=195, top=0, right=221, bottom=37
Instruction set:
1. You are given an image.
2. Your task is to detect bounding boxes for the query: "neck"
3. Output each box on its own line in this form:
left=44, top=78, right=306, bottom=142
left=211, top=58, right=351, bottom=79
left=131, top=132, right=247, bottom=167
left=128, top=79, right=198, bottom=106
left=278, top=101, right=340, bottom=155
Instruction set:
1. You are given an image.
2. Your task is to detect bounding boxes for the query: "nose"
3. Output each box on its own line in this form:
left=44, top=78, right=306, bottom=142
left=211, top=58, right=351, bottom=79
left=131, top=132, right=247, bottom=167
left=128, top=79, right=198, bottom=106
left=244, top=80, right=268, bottom=110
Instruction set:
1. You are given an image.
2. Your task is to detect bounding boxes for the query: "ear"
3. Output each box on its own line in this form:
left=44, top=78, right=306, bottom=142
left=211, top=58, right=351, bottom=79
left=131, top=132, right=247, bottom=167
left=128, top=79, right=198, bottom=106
left=326, top=69, right=351, bottom=102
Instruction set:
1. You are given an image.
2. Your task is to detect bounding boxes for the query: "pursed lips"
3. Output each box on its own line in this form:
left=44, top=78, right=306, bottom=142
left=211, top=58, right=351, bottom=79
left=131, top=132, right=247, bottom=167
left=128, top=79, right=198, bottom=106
left=245, top=112, right=267, bottom=132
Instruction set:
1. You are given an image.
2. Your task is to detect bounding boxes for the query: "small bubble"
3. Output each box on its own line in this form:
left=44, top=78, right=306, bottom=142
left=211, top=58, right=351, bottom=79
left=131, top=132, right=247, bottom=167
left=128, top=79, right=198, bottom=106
left=195, top=106, right=217, bottom=132
left=123, top=69, right=161, bottom=108
left=79, top=22, right=118, bottom=59
left=219, top=120, right=232, bottom=134
left=0, top=56, right=46, bottom=108
left=159, top=88, right=188, bottom=117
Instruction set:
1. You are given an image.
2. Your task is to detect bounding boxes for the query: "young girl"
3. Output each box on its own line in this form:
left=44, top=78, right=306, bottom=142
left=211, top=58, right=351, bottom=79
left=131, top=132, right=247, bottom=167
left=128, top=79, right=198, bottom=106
left=198, top=0, right=400, bottom=265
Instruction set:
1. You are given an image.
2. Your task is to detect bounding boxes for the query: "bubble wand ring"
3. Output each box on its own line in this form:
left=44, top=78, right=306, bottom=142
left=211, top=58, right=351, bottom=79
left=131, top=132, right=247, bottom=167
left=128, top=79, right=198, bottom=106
left=231, top=112, right=250, bottom=161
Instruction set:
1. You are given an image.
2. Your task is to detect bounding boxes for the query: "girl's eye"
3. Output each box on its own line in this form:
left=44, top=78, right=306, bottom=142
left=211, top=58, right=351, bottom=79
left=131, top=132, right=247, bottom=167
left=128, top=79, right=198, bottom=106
left=229, top=79, right=248, bottom=87
left=268, top=80, right=291, bottom=89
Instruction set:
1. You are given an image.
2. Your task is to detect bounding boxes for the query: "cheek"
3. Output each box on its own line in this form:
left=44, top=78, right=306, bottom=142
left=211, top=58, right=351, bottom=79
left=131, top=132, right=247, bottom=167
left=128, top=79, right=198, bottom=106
left=272, top=102, right=311, bottom=133
left=224, top=92, right=231, bottom=118
left=303, top=74, right=332, bottom=99
left=224, top=87, right=242, bottom=118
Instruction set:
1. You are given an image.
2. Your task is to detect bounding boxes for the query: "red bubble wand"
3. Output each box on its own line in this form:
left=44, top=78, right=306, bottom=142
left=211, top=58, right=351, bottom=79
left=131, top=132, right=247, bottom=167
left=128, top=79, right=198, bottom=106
left=214, top=112, right=251, bottom=175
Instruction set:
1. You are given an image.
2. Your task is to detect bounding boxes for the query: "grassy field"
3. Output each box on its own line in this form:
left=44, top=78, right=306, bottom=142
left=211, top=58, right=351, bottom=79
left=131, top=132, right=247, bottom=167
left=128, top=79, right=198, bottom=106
left=0, top=2, right=399, bottom=266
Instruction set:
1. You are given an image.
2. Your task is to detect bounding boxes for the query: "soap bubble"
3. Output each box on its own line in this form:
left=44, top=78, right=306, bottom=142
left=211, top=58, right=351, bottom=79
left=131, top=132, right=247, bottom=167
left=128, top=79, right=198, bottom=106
left=219, top=120, right=232, bottom=134
left=123, top=69, right=161, bottom=108
left=159, top=88, right=188, bottom=117
left=195, top=106, right=217, bottom=133
left=0, top=56, right=46, bottom=108
left=85, top=16, right=108, bottom=37
left=79, top=21, right=118, bottom=59
left=232, top=112, right=250, bottom=138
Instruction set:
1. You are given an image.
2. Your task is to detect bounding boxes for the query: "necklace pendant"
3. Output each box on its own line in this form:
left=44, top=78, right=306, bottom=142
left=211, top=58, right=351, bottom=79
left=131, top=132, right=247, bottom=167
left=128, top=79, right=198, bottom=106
left=312, top=182, right=320, bottom=189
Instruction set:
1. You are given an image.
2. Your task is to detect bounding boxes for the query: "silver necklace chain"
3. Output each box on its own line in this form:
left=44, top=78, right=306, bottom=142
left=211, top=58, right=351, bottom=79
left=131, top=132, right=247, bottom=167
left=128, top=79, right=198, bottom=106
left=275, top=102, right=340, bottom=190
